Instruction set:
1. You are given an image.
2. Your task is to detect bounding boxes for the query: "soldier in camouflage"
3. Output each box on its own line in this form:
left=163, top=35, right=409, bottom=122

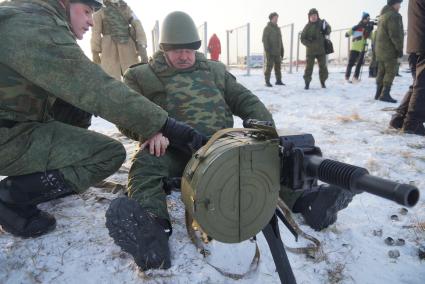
left=262, top=12, right=284, bottom=87
left=301, top=8, right=331, bottom=90
left=91, top=0, right=148, bottom=80
left=106, top=11, right=355, bottom=272
left=0, top=0, right=205, bottom=239
left=374, top=0, right=404, bottom=103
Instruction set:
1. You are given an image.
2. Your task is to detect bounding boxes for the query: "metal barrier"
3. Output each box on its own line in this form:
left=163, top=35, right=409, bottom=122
left=226, top=23, right=251, bottom=75
left=197, top=22, right=208, bottom=56
left=280, top=23, right=295, bottom=74
left=151, top=20, right=160, bottom=55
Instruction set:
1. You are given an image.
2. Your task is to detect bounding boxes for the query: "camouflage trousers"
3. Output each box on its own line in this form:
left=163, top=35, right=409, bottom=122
left=0, top=120, right=126, bottom=192
left=128, top=147, right=303, bottom=221
left=376, top=58, right=398, bottom=87
left=304, top=54, right=328, bottom=84
left=264, top=54, right=282, bottom=83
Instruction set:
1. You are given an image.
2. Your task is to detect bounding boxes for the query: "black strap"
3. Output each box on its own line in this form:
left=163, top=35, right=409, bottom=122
left=262, top=214, right=297, bottom=284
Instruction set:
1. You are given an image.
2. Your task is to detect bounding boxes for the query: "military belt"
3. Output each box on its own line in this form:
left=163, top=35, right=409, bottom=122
left=0, top=119, right=18, bottom=128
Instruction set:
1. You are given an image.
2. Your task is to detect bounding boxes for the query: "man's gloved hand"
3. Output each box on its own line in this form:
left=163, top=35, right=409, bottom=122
left=92, top=52, right=101, bottom=64
left=161, top=117, right=208, bottom=154
left=137, top=43, right=149, bottom=63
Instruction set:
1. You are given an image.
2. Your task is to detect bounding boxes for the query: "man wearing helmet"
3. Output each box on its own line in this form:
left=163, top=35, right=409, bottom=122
left=0, top=0, right=205, bottom=239
left=105, top=11, right=354, bottom=272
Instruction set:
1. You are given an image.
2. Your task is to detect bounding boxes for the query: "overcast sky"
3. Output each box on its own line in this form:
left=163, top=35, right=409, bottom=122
left=77, top=0, right=409, bottom=58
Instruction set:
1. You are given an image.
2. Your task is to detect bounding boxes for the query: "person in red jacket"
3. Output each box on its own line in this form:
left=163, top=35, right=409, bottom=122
left=208, top=33, right=221, bottom=61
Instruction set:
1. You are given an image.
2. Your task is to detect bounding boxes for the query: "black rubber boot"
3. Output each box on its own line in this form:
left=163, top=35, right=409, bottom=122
left=379, top=86, right=397, bottom=103
left=275, top=80, right=285, bottom=86
left=320, top=81, right=326, bottom=88
left=0, top=170, right=74, bottom=205
left=0, top=201, right=56, bottom=238
left=402, top=120, right=425, bottom=136
left=106, top=197, right=171, bottom=271
left=292, top=185, right=354, bottom=231
left=305, top=82, right=310, bottom=90
left=374, top=85, right=383, bottom=100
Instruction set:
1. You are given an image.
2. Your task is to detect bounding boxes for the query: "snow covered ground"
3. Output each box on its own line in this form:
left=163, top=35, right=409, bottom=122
left=1, top=66, right=424, bottom=284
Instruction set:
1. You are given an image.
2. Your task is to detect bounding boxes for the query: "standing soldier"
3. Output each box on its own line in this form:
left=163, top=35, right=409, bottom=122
left=369, top=29, right=378, bottom=78
left=301, top=8, right=331, bottom=90
left=374, top=0, right=404, bottom=103
left=0, top=0, right=205, bottom=239
left=91, top=0, right=148, bottom=80
left=207, top=33, right=221, bottom=61
left=389, top=0, right=425, bottom=136
left=345, top=12, right=374, bottom=83
left=262, top=12, right=284, bottom=87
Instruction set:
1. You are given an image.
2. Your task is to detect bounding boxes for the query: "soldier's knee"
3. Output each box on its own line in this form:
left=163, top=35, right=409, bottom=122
left=106, top=140, right=126, bottom=174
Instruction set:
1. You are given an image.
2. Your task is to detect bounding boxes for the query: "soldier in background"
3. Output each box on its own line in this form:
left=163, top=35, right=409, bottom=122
left=389, top=0, right=425, bottom=136
left=301, top=8, right=331, bottom=90
left=207, top=33, right=221, bottom=61
left=91, top=0, right=148, bottom=80
left=105, top=11, right=355, bottom=272
left=0, top=0, right=205, bottom=239
left=374, top=0, right=404, bottom=103
left=345, top=12, right=374, bottom=83
left=369, top=29, right=378, bottom=78
left=262, top=12, right=284, bottom=87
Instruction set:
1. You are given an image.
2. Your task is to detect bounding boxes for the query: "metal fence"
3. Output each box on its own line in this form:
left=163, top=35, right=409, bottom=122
left=151, top=20, right=160, bottom=55
left=280, top=23, right=295, bottom=74
left=226, top=23, right=251, bottom=75
left=197, top=22, right=208, bottom=56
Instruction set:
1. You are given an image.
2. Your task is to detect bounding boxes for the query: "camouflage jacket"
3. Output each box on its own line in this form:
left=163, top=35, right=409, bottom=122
left=301, top=20, right=331, bottom=56
left=262, top=22, right=284, bottom=57
left=122, top=51, right=273, bottom=140
left=375, top=5, right=404, bottom=61
left=0, top=0, right=166, bottom=140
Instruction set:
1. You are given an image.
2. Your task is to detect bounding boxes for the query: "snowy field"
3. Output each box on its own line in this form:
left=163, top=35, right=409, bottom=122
left=1, top=66, right=424, bottom=284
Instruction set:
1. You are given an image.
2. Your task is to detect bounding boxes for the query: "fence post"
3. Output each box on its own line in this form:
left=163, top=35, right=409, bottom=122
left=204, top=22, right=208, bottom=55
left=226, top=30, right=230, bottom=66
left=296, top=32, right=300, bottom=72
left=246, top=23, right=251, bottom=76
left=289, top=23, right=294, bottom=74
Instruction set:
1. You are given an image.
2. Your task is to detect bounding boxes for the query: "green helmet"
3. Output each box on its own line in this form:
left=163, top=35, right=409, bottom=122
left=70, top=0, right=103, bottom=11
left=160, top=11, right=201, bottom=51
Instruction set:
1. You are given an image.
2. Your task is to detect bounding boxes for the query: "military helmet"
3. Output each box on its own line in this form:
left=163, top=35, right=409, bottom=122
left=70, top=0, right=103, bottom=11
left=160, top=11, right=201, bottom=51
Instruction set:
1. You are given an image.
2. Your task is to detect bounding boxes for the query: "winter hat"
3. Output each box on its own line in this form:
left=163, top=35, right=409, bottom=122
left=308, top=8, right=319, bottom=16
left=269, top=12, right=279, bottom=21
left=387, top=0, right=403, bottom=6
left=362, top=12, right=370, bottom=20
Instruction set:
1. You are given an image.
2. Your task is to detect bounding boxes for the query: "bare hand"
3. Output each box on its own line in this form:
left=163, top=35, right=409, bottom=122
left=141, top=133, right=169, bottom=157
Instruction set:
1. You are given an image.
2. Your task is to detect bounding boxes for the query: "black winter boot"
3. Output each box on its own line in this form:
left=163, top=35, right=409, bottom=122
left=275, top=80, right=285, bottom=86
left=305, top=82, right=310, bottom=90
left=292, top=185, right=354, bottom=231
left=379, top=86, right=397, bottom=103
left=402, top=120, right=425, bottom=136
left=374, top=85, right=383, bottom=100
left=0, top=201, right=56, bottom=238
left=0, top=170, right=74, bottom=205
left=265, top=81, right=273, bottom=87
left=106, top=197, right=171, bottom=271
left=320, top=81, right=326, bottom=88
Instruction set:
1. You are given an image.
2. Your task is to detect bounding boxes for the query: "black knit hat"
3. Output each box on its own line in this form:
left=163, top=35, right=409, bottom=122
left=308, top=8, right=319, bottom=16
left=269, top=12, right=279, bottom=21
left=387, top=0, right=403, bottom=6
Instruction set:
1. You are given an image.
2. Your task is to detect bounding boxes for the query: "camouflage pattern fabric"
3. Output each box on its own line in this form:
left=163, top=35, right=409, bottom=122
left=375, top=5, right=404, bottom=62
left=0, top=0, right=168, bottom=191
left=377, top=58, right=398, bottom=88
left=303, top=54, right=328, bottom=84
left=264, top=54, right=282, bottom=83
left=103, top=2, right=130, bottom=44
left=122, top=51, right=275, bottom=220
left=301, top=20, right=331, bottom=56
left=262, top=22, right=284, bottom=57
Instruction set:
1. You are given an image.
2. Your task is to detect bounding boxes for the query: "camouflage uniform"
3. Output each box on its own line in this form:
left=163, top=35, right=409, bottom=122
left=262, top=22, right=284, bottom=84
left=375, top=5, right=404, bottom=90
left=0, top=0, right=167, bottom=192
left=301, top=19, right=331, bottom=86
left=91, top=0, right=148, bottom=80
left=121, top=51, right=275, bottom=221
